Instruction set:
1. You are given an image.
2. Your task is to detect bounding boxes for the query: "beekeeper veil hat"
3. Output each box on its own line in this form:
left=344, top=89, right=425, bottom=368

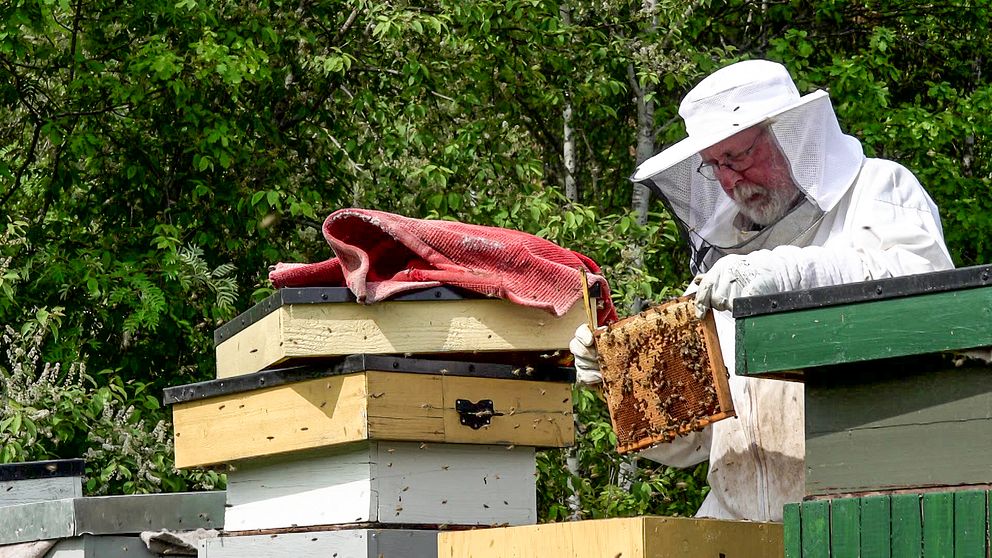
left=631, top=59, right=865, bottom=272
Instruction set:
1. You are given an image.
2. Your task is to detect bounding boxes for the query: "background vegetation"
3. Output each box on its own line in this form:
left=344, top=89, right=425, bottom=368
left=2, top=0, right=990, bottom=519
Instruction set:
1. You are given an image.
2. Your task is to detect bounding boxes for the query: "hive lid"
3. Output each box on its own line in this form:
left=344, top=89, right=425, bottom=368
left=733, top=264, right=992, bottom=318
left=0, top=459, right=85, bottom=482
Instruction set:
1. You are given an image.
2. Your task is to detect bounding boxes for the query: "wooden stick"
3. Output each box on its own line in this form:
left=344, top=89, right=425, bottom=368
left=578, top=268, right=597, bottom=330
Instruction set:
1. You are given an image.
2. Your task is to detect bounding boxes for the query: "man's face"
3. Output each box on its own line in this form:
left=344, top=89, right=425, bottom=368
left=699, top=127, right=801, bottom=226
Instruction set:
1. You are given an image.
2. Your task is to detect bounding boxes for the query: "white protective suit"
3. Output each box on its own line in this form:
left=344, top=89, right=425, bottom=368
left=626, top=60, right=954, bottom=521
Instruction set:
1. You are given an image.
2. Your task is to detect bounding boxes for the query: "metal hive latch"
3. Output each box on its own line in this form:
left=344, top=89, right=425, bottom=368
left=455, top=399, right=503, bottom=429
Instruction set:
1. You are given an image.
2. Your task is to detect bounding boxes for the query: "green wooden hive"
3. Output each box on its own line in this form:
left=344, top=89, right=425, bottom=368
left=734, top=265, right=992, bottom=556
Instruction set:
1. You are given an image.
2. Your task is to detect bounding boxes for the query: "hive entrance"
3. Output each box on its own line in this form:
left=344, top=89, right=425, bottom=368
left=595, top=296, right=734, bottom=454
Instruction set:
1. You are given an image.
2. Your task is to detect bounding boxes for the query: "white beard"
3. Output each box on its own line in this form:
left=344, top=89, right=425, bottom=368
left=732, top=182, right=802, bottom=226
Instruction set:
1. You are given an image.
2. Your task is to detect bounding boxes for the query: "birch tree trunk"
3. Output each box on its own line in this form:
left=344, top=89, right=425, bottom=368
left=561, top=3, right=577, bottom=202
left=564, top=100, right=577, bottom=201
left=631, top=64, right=655, bottom=226
left=617, top=0, right=658, bottom=492
left=558, top=0, right=585, bottom=520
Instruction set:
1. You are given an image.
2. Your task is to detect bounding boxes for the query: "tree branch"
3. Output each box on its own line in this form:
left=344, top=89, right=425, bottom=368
left=1, top=122, right=42, bottom=208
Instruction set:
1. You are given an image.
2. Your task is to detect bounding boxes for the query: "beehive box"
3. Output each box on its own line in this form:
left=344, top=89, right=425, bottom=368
left=595, top=296, right=733, bottom=453
left=166, top=355, right=574, bottom=468
left=222, top=441, right=537, bottom=531
left=38, top=535, right=157, bottom=558
left=733, top=265, right=992, bottom=497
left=0, top=459, right=83, bottom=507
left=214, top=286, right=588, bottom=378
left=0, top=491, right=224, bottom=546
left=437, top=516, right=784, bottom=558
left=199, top=529, right=438, bottom=558
left=784, top=490, right=991, bottom=557
left=733, top=264, right=992, bottom=380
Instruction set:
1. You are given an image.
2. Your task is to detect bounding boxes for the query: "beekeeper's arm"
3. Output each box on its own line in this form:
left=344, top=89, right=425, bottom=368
left=694, top=161, right=954, bottom=316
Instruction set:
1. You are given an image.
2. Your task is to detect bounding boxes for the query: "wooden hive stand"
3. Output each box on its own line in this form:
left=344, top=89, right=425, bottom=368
left=734, top=264, right=992, bottom=556
left=168, top=285, right=588, bottom=558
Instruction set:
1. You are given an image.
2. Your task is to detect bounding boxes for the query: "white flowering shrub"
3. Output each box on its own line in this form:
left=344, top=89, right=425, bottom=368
left=0, top=324, right=224, bottom=495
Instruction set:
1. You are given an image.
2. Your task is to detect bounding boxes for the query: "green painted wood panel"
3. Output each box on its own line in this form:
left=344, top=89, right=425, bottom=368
left=804, top=366, right=992, bottom=435
left=804, top=365, right=992, bottom=496
left=829, top=498, right=859, bottom=558
left=785, top=492, right=991, bottom=557
left=952, top=491, right=987, bottom=558
left=860, top=495, right=891, bottom=558
left=736, top=287, right=992, bottom=377
left=891, top=493, right=922, bottom=558
left=801, top=500, right=830, bottom=558
left=784, top=503, right=801, bottom=558
left=922, top=492, right=954, bottom=558
left=806, top=421, right=992, bottom=496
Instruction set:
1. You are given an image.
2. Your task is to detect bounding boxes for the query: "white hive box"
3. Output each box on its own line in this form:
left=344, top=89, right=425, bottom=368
left=198, top=528, right=437, bottom=558
left=222, top=441, right=536, bottom=532
left=213, top=286, right=587, bottom=378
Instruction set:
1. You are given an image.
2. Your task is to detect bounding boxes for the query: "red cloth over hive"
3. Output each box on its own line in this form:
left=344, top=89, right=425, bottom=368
left=269, top=208, right=618, bottom=326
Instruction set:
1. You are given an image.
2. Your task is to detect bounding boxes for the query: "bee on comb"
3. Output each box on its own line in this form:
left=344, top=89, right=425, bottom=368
left=594, top=295, right=735, bottom=453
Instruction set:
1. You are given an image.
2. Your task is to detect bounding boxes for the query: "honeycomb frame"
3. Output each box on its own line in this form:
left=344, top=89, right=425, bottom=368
left=595, top=295, right=735, bottom=454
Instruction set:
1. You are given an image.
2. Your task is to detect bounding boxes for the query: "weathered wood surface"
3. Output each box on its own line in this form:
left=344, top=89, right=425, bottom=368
left=172, top=370, right=572, bottom=468
left=0, top=498, right=75, bottom=545
left=799, top=500, right=828, bottom=558
left=0, top=491, right=225, bottom=545
left=784, top=491, right=991, bottom=557
left=437, top=516, right=783, bottom=558
left=0, top=459, right=85, bottom=507
left=0, top=476, right=83, bottom=507
left=216, top=299, right=586, bottom=378
left=199, top=529, right=437, bottom=558
left=223, top=441, right=536, bottom=531
left=805, top=364, right=992, bottom=495
left=828, top=498, right=858, bottom=558
left=890, top=493, right=922, bottom=557
left=45, top=535, right=157, bottom=558
left=736, top=286, right=992, bottom=379
left=858, top=495, right=890, bottom=557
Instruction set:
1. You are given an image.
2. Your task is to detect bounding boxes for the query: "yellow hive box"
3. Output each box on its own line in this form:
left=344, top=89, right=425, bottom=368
left=214, top=287, right=588, bottom=378
left=166, top=355, right=575, bottom=468
left=437, top=516, right=783, bottom=558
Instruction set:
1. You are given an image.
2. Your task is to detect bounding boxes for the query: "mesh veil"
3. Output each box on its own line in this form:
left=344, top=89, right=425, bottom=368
left=636, top=91, right=865, bottom=273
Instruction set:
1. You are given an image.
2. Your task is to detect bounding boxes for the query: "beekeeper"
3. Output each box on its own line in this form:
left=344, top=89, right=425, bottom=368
left=570, top=59, right=954, bottom=521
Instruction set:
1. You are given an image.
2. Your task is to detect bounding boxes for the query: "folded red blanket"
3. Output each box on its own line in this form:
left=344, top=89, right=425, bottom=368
left=269, top=208, right=618, bottom=325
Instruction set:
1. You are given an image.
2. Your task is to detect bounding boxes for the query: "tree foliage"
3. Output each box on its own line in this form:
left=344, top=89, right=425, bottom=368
left=2, top=0, right=991, bottom=518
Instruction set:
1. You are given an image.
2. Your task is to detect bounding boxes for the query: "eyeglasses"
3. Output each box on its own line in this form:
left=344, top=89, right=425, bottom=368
left=697, top=132, right=763, bottom=180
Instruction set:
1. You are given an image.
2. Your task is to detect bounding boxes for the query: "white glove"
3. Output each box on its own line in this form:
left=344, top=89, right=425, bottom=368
left=693, top=246, right=870, bottom=318
left=569, top=323, right=603, bottom=385
left=693, top=252, right=784, bottom=318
